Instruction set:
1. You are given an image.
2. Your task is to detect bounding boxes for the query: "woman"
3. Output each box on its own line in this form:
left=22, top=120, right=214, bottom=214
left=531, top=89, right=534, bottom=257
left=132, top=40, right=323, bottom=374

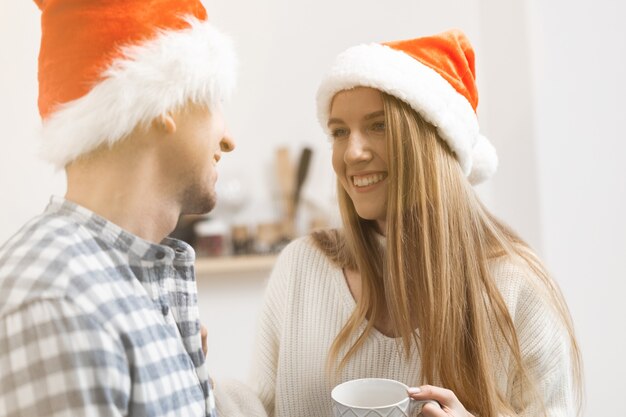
left=252, top=30, right=582, bottom=417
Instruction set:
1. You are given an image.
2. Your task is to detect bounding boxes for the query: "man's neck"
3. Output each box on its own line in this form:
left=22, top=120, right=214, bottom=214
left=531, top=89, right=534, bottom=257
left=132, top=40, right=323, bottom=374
left=65, top=151, right=180, bottom=244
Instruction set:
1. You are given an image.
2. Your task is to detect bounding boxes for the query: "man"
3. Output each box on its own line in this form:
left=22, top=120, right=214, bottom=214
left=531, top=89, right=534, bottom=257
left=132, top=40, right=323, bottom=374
left=0, top=1, right=264, bottom=416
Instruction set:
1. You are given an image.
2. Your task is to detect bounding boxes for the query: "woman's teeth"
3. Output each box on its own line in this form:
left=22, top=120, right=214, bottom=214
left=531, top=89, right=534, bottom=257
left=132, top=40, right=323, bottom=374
left=353, top=173, right=386, bottom=187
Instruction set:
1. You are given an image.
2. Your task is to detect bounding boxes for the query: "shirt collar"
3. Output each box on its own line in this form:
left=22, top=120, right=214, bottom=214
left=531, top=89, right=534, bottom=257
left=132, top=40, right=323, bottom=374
left=45, top=196, right=195, bottom=265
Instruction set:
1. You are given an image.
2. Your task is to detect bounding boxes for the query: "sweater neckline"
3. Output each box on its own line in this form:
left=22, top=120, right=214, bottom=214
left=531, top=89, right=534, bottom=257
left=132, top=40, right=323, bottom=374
left=332, top=263, right=408, bottom=343
left=330, top=231, right=421, bottom=343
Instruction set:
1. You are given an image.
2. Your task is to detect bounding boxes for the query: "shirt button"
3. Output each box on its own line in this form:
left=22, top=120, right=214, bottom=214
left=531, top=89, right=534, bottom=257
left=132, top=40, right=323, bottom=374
left=161, top=304, right=169, bottom=316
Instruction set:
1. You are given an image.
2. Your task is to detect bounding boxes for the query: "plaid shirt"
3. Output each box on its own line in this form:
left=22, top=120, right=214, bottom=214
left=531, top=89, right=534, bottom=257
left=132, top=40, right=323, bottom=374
left=0, top=197, right=216, bottom=417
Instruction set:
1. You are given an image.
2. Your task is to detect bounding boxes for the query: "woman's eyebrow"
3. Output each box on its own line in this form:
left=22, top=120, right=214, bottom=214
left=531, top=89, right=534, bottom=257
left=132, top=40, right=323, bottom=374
left=363, top=110, right=385, bottom=120
left=328, top=110, right=385, bottom=127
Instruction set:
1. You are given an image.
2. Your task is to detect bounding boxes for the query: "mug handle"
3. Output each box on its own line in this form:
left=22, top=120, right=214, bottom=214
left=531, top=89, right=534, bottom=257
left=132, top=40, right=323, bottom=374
left=408, top=399, right=442, bottom=416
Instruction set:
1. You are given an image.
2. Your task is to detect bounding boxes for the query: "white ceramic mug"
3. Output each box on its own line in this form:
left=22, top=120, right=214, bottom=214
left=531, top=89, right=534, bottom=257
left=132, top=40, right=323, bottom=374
left=331, top=378, right=438, bottom=417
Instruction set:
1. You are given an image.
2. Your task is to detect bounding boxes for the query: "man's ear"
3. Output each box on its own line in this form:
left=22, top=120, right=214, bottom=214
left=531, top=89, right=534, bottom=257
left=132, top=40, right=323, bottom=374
left=153, top=113, right=177, bottom=134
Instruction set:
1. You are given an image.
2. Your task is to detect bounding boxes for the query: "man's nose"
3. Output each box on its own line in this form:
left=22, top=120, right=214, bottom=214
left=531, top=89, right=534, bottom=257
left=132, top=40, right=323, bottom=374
left=220, top=128, right=235, bottom=153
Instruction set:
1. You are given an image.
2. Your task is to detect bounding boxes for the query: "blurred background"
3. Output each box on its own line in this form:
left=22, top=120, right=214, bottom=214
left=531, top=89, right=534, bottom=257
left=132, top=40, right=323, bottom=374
left=1, top=0, right=624, bottom=415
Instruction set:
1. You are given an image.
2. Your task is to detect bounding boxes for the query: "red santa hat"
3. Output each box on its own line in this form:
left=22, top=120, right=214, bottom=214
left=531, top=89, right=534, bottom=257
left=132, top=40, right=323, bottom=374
left=317, top=30, right=497, bottom=184
left=34, top=0, right=237, bottom=168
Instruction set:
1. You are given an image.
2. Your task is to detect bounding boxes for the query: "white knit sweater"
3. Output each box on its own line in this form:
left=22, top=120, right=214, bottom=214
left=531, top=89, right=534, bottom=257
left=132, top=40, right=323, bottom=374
left=251, top=236, right=575, bottom=417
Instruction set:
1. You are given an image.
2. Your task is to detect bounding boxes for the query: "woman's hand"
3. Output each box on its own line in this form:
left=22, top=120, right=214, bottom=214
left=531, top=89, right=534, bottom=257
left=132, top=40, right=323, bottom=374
left=408, top=385, right=474, bottom=417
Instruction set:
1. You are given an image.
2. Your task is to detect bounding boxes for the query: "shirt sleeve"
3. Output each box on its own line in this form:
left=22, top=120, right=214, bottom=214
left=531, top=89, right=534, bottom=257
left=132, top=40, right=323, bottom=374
left=506, top=272, right=578, bottom=417
left=249, top=245, right=293, bottom=417
left=214, top=378, right=267, bottom=417
left=0, top=298, right=130, bottom=416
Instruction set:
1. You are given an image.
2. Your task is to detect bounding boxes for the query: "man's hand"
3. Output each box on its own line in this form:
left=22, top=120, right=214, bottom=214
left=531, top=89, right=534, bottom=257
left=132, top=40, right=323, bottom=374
left=201, top=324, right=208, bottom=357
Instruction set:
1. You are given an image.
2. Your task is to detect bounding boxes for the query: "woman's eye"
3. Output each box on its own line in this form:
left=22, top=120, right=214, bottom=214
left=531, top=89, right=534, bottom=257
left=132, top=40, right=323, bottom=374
left=331, top=128, right=349, bottom=139
left=370, top=121, right=386, bottom=132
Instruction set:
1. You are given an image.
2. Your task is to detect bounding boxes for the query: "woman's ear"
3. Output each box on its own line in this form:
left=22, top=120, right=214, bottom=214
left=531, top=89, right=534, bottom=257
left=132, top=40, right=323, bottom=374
left=153, top=113, right=177, bottom=134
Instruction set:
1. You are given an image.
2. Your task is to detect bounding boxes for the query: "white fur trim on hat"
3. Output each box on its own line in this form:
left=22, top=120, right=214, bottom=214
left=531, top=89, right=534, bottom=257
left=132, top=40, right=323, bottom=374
left=40, top=17, right=237, bottom=169
left=316, top=43, right=497, bottom=184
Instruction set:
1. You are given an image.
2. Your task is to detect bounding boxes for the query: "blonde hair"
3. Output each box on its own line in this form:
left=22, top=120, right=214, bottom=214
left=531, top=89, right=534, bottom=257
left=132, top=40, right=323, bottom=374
left=313, top=92, right=582, bottom=417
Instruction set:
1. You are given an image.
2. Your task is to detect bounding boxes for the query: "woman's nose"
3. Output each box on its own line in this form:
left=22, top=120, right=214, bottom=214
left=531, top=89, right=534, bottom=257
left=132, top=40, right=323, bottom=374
left=344, top=134, right=371, bottom=163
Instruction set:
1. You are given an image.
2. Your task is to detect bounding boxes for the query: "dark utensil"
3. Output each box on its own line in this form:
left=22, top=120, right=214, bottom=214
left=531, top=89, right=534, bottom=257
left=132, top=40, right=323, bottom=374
left=293, top=147, right=312, bottom=211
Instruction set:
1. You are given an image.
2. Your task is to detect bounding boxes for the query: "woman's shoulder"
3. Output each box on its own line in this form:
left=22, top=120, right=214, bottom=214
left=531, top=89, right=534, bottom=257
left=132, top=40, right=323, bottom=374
left=278, top=234, right=325, bottom=259
left=488, top=253, right=562, bottom=326
left=489, top=253, right=537, bottom=289
left=489, top=249, right=546, bottom=287
left=281, top=228, right=344, bottom=258
left=273, top=231, right=339, bottom=274
left=263, top=232, right=342, bottom=303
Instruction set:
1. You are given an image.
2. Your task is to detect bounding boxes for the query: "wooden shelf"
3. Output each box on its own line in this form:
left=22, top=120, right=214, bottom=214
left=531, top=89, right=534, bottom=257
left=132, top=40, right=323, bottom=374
left=195, top=254, right=278, bottom=276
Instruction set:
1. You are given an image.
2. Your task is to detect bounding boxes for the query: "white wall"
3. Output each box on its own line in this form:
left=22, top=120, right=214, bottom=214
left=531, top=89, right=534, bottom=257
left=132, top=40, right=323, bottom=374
left=526, top=0, right=626, bottom=414
left=2, top=1, right=624, bottom=415
left=0, top=1, right=65, bottom=242
left=477, top=0, right=543, bottom=251
left=197, top=269, right=270, bottom=381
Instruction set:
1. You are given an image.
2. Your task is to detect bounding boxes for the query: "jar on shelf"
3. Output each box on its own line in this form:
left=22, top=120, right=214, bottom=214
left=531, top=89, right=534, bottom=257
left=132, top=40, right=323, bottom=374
left=194, top=218, right=229, bottom=257
left=230, top=224, right=253, bottom=255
